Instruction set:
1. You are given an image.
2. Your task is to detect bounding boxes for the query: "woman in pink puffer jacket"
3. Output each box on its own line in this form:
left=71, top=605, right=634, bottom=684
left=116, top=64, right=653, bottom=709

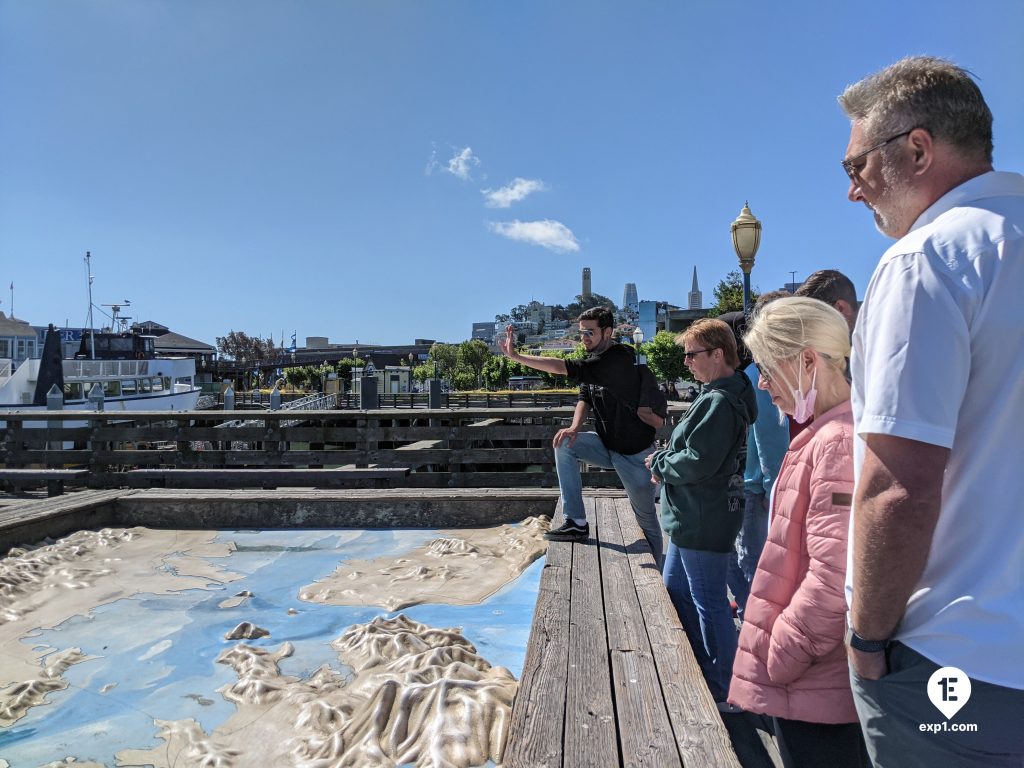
left=728, top=297, right=869, bottom=768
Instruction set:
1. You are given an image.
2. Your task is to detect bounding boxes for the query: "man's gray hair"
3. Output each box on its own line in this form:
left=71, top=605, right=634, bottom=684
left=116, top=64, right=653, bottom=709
left=839, top=56, right=992, bottom=163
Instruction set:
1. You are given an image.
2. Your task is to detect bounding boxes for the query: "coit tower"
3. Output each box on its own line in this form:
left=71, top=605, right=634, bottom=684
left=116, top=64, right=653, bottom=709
left=582, top=267, right=592, bottom=299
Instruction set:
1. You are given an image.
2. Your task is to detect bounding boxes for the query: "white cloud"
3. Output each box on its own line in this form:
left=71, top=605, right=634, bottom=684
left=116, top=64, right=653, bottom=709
left=488, top=219, right=580, bottom=253
left=482, top=177, right=546, bottom=208
left=424, top=148, right=439, bottom=175
left=446, top=147, right=480, bottom=180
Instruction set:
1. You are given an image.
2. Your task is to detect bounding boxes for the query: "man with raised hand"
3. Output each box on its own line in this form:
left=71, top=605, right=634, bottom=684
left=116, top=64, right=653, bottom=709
left=498, top=307, right=666, bottom=569
left=839, top=56, right=1024, bottom=766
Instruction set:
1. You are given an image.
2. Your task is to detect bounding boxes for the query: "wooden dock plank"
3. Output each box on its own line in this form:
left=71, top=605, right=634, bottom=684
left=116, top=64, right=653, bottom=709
left=596, top=497, right=682, bottom=767
left=564, top=497, right=619, bottom=767
left=617, top=501, right=741, bottom=767
left=505, top=502, right=572, bottom=768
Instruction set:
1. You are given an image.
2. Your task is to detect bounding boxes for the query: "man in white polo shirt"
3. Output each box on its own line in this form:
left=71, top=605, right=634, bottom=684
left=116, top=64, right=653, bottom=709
left=839, top=56, right=1024, bottom=766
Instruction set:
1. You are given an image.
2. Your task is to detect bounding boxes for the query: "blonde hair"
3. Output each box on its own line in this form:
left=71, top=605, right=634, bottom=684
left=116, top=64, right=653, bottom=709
left=678, top=318, right=739, bottom=369
left=743, top=296, right=850, bottom=385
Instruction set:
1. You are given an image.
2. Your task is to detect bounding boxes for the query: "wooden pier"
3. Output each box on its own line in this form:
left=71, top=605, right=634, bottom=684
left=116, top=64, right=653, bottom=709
left=1, top=399, right=745, bottom=768
left=506, top=494, right=740, bottom=767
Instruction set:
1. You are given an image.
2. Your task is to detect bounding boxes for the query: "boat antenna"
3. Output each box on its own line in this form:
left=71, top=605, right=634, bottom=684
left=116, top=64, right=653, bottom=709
left=85, top=251, right=95, bottom=360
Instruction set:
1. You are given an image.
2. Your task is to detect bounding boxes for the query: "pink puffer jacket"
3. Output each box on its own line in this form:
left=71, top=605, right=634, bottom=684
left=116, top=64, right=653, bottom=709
left=728, top=400, right=857, bottom=723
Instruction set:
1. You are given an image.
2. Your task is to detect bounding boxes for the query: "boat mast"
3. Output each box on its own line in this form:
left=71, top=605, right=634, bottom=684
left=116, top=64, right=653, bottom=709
left=85, top=251, right=95, bottom=360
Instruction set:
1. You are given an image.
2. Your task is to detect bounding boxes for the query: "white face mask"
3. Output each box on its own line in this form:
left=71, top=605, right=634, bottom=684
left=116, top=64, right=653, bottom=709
left=792, top=365, right=817, bottom=424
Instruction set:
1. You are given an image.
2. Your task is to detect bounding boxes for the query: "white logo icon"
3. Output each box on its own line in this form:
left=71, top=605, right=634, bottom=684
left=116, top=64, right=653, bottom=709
left=927, top=666, right=972, bottom=720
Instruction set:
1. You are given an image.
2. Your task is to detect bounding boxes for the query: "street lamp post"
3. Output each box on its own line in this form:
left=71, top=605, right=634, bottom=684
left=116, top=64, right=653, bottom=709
left=632, top=327, right=646, bottom=366
left=730, top=201, right=763, bottom=315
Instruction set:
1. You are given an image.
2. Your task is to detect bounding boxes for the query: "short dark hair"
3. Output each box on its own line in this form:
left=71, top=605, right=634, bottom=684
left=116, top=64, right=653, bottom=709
left=752, top=289, right=793, bottom=317
left=577, top=306, right=614, bottom=329
left=796, top=270, right=858, bottom=308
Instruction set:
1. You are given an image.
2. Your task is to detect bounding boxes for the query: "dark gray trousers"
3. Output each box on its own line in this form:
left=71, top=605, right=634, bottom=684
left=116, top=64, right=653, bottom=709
left=851, top=642, right=1024, bottom=767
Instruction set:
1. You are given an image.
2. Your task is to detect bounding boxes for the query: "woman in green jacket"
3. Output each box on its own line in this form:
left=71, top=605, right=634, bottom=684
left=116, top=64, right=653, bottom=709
left=647, top=318, right=757, bottom=701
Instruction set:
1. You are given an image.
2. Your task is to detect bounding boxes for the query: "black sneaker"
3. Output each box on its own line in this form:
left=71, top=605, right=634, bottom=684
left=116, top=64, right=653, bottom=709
left=545, top=519, right=590, bottom=541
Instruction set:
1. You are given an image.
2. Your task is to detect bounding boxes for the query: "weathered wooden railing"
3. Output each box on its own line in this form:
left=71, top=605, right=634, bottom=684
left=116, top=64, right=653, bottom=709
left=0, top=406, right=686, bottom=489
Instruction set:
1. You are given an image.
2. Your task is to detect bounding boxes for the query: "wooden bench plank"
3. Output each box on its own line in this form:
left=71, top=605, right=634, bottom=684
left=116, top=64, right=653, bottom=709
left=0, top=469, right=89, bottom=479
left=596, top=497, right=682, bottom=767
left=616, top=500, right=741, bottom=767
left=395, top=440, right=442, bottom=451
left=505, top=502, right=572, bottom=768
left=564, top=496, right=620, bottom=766
left=0, top=468, right=90, bottom=497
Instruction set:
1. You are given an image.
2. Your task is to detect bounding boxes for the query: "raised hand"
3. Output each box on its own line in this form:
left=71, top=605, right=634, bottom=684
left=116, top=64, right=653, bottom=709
left=497, top=323, right=517, bottom=358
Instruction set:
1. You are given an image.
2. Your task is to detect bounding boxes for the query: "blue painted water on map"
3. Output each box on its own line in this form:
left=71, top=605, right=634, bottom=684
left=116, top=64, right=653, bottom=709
left=0, top=527, right=543, bottom=767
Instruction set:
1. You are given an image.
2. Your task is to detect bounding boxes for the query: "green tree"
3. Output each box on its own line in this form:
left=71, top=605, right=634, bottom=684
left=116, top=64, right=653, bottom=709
left=410, top=363, right=432, bottom=384
left=643, top=330, right=688, bottom=383
left=335, top=357, right=366, bottom=378
left=215, top=330, right=282, bottom=361
left=457, top=339, right=492, bottom=386
left=565, top=292, right=616, bottom=319
left=428, top=343, right=459, bottom=380
left=708, top=270, right=759, bottom=317
left=282, top=365, right=320, bottom=390
left=283, top=366, right=308, bottom=390
left=450, top=368, right=478, bottom=391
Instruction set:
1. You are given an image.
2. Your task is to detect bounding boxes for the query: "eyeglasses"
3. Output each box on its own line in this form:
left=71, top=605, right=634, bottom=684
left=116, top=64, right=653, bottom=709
left=579, top=329, right=597, bottom=338
left=841, top=129, right=913, bottom=180
left=755, top=361, right=772, bottom=383
left=683, top=348, right=715, bottom=360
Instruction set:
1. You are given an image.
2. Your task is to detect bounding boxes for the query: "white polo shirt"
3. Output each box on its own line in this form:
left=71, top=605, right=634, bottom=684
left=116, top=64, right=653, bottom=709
left=849, top=171, right=1024, bottom=689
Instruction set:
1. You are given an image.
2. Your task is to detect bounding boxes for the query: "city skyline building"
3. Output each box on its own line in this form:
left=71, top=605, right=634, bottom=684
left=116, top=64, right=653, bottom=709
left=622, top=282, right=639, bottom=313
left=688, top=267, right=702, bottom=310
left=581, top=267, right=592, bottom=299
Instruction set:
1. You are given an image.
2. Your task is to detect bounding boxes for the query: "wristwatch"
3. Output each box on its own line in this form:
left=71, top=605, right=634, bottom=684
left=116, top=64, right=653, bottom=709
left=845, top=626, right=889, bottom=653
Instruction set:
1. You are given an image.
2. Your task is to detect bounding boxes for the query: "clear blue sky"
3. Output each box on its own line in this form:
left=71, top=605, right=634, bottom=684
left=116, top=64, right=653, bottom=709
left=2, top=1, right=1022, bottom=348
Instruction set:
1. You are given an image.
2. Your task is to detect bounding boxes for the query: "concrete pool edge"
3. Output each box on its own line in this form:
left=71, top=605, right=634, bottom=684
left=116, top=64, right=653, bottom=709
left=1, top=488, right=562, bottom=553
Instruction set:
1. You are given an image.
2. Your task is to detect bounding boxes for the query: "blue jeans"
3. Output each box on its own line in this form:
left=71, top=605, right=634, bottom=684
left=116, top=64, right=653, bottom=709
left=727, top=490, right=769, bottom=620
left=663, top=543, right=737, bottom=701
left=554, top=431, right=663, bottom=570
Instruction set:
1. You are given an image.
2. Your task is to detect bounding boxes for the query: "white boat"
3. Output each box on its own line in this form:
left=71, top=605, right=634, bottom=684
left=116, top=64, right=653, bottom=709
left=0, top=330, right=201, bottom=417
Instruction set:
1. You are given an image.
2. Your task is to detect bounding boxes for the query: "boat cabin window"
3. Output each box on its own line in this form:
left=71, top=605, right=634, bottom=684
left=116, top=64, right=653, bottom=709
left=151, top=377, right=165, bottom=392
left=175, top=376, right=194, bottom=387
left=139, top=378, right=152, bottom=393
left=64, top=382, right=84, bottom=400
left=121, top=379, right=137, bottom=395
left=103, top=380, right=121, bottom=397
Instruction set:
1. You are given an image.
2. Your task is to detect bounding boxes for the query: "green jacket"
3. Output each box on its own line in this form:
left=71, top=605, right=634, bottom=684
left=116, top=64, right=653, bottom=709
left=651, top=370, right=757, bottom=552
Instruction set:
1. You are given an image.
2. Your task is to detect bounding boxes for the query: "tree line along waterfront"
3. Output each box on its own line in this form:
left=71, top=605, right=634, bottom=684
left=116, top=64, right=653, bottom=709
left=215, top=272, right=755, bottom=392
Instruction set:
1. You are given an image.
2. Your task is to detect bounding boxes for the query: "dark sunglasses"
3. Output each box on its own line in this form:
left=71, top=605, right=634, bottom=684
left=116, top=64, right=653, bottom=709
left=683, top=347, right=716, bottom=361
